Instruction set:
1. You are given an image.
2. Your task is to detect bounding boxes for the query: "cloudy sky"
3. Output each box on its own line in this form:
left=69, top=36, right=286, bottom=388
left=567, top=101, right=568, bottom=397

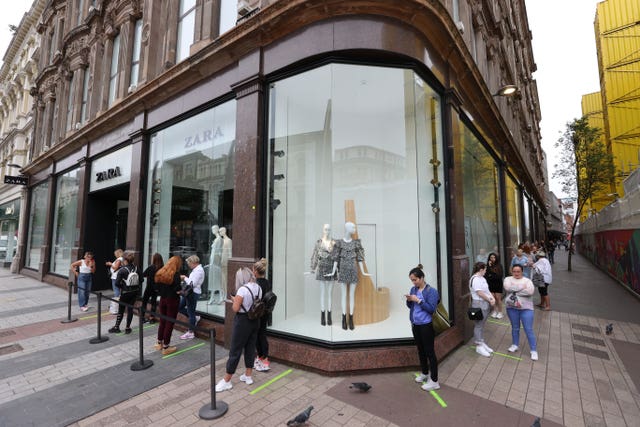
left=0, top=1, right=605, bottom=197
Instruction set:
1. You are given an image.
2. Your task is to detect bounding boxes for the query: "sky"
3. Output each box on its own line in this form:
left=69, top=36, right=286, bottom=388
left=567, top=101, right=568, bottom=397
left=0, top=1, right=604, bottom=198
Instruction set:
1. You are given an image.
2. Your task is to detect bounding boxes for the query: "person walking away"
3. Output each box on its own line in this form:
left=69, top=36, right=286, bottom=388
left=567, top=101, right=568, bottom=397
left=178, top=255, right=204, bottom=340
left=406, top=264, right=440, bottom=391
left=141, top=253, right=164, bottom=323
left=106, top=249, right=124, bottom=314
left=153, top=256, right=182, bottom=355
left=485, top=253, right=504, bottom=318
left=533, top=251, right=552, bottom=311
left=469, top=262, right=495, bottom=357
left=108, top=251, right=139, bottom=334
left=253, top=258, right=272, bottom=372
left=71, top=252, right=95, bottom=312
left=215, top=267, right=262, bottom=392
left=503, top=264, right=538, bottom=360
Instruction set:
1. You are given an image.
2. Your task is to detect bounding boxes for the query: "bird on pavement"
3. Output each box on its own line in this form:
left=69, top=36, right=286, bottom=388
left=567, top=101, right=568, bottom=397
left=531, top=416, right=541, bottom=427
left=286, top=406, right=313, bottom=426
left=606, top=324, right=613, bottom=335
left=349, top=382, right=372, bottom=392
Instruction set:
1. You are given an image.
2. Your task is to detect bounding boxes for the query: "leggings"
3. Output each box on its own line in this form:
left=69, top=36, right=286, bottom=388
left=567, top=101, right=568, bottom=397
left=412, top=322, right=438, bottom=381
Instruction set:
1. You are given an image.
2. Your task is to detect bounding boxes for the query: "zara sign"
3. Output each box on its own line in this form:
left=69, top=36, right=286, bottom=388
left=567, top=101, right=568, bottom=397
left=90, top=145, right=132, bottom=192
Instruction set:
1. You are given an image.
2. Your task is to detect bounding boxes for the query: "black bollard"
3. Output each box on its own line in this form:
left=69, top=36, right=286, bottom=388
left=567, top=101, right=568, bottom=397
left=89, top=292, right=109, bottom=344
left=199, top=328, right=228, bottom=419
left=131, top=304, right=153, bottom=371
left=61, top=282, right=78, bottom=324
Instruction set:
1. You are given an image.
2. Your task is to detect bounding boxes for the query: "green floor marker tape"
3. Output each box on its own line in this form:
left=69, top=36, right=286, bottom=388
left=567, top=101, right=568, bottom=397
left=487, top=319, right=511, bottom=326
left=469, top=346, right=522, bottom=361
left=162, top=342, right=206, bottom=359
left=430, top=390, right=447, bottom=407
left=80, top=311, right=110, bottom=320
left=249, top=369, right=293, bottom=395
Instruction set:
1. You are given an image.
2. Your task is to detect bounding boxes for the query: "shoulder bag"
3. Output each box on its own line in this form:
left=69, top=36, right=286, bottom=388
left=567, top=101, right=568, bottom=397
left=467, top=277, right=483, bottom=320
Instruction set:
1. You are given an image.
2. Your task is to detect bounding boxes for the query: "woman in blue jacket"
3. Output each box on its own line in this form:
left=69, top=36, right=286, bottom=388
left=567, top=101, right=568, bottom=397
left=406, top=264, right=440, bottom=392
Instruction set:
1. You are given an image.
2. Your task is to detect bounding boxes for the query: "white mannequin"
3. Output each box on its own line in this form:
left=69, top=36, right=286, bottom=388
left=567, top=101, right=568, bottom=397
left=220, top=227, right=232, bottom=301
left=326, top=221, right=370, bottom=330
left=208, top=225, right=224, bottom=304
left=308, top=224, right=336, bottom=326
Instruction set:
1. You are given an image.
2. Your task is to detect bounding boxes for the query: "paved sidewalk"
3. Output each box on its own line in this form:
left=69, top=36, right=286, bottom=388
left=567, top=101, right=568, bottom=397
left=1, top=250, right=639, bottom=426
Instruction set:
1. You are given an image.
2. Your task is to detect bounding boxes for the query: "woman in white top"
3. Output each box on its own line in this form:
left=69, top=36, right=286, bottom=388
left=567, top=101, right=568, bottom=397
left=178, top=255, right=205, bottom=340
left=503, top=264, right=538, bottom=360
left=215, top=266, right=262, bottom=392
left=469, top=262, right=495, bottom=357
left=71, top=251, right=96, bottom=311
left=105, top=249, right=124, bottom=314
left=533, top=251, right=552, bottom=311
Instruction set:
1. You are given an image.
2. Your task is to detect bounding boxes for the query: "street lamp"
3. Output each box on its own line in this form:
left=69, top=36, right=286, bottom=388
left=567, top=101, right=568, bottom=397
left=492, top=85, right=518, bottom=97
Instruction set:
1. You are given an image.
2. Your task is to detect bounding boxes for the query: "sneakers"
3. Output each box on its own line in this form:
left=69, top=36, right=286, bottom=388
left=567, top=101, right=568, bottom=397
left=254, top=357, right=271, bottom=372
left=421, top=378, right=440, bottom=391
left=108, top=326, right=121, bottom=333
left=490, top=311, right=498, bottom=318
left=415, top=373, right=429, bottom=383
left=80, top=306, right=89, bottom=312
left=495, top=312, right=504, bottom=319
left=124, top=328, right=132, bottom=335
left=508, top=344, right=519, bottom=353
left=180, top=331, right=195, bottom=340
left=476, top=345, right=491, bottom=357
left=154, top=342, right=163, bottom=351
left=531, top=351, right=539, bottom=361
left=161, top=346, right=177, bottom=355
left=239, top=374, right=254, bottom=385
left=215, top=379, right=233, bottom=392
left=476, top=341, right=494, bottom=353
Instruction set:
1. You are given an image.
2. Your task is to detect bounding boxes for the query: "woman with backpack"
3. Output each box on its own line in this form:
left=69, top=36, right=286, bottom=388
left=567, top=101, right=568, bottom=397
left=215, top=266, right=262, bottom=392
left=108, top=251, right=139, bottom=334
left=253, top=258, right=272, bottom=372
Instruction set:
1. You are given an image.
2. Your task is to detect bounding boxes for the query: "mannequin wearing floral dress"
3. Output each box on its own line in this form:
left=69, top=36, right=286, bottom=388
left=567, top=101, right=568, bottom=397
left=310, top=224, right=337, bottom=326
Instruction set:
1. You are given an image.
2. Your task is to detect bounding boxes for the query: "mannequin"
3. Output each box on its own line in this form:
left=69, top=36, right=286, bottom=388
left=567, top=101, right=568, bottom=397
left=326, top=222, right=370, bottom=330
left=220, top=226, right=232, bottom=298
left=309, top=224, right=336, bottom=326
left=208, top=225, right=224, bottom=304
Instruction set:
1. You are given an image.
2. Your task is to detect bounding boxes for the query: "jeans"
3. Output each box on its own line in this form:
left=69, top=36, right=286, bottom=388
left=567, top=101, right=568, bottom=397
left=472, top=299, right=490, bottom=344
left=506, top=308, right=537, bottom=351
left=77, top=273, right=92, bottom=307
left=178, top=292, right=198, bottom=331
left=111, top=278, right=121, bottom=298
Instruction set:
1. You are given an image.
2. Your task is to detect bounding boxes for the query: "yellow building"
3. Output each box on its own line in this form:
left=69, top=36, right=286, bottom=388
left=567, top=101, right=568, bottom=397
left=590, top=0, right=640, bottom=202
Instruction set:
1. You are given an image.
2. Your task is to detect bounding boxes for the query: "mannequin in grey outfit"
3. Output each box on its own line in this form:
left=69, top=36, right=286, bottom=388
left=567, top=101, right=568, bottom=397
left=310, top=224, right=337, bottom=326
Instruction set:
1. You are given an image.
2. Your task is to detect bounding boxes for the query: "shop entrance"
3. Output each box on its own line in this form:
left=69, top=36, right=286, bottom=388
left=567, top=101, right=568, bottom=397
left=84, top=184, right=129, bottom=291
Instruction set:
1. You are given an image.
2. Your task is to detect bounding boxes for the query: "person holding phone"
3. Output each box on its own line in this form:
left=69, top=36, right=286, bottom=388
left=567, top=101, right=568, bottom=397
left=71, top=251, right=95, bottom=312
left=406, top=264, right=440, bottom=392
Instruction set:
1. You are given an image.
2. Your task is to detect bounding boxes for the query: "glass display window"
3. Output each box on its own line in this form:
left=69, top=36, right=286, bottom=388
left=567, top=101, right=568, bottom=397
left=267, top=63, right=448, bottom=343
left=144, top=100, right=236, bottom=318
left=460, top=122, right=501, bottom=266
left=0, top=199, right=20, bottom=263
left=26, top=182, right=50, bottom=269
left=505, top=174, right=522, bottom=258
left=51, top=168, right=80, bottom=275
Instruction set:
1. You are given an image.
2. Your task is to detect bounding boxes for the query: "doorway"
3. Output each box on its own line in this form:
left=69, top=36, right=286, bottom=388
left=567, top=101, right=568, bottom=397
left=84, top=183, right=129, bottom=291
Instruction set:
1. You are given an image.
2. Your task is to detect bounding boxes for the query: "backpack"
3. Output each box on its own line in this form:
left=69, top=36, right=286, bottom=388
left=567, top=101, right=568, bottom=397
left=243, top=285, right=265, bottom=320
left=262, top=290, right=278, bottom=315
left=123, top=266, right=140, bottom=292
left=532, top=266, right=545, bottom=287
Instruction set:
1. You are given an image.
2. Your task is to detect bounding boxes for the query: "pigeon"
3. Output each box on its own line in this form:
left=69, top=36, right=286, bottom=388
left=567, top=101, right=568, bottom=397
left=286, top=405, right=313, bottom=426
left=531, top=416, right=541, bottom=427
left=349, top=382, right=372, bottom=392
left=606, top=323, right=613, bottom=335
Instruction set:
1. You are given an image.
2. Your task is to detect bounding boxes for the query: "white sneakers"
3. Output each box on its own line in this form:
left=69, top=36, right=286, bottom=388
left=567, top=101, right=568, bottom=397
left=476, top=345, right=491, bottom=357
left=180, top=331, right=195, bottom=340
left=508, top=344, right=519, bottom=353
left=239, top=374, right=254, bottom=385
left=495, top=312, right=504, bottom=319
left=415, top=373, right=429, bottom=383
left=421, top=378, right=440, bottom=391
left=531, top=351, right=539, bottom=361
left=215, top=379, right=232, bottom=392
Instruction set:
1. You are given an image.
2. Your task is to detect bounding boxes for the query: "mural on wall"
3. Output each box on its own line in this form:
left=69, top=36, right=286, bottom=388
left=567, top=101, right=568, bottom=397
left=576, top=229, right=640, bottom=296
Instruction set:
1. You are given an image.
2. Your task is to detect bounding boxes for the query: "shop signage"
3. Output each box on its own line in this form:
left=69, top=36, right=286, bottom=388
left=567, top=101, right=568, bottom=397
left=4, top=175, right=28, bottom=185
left=184, top=126, right=224, bottom=149
left=95, top=167, right=122, bottom=182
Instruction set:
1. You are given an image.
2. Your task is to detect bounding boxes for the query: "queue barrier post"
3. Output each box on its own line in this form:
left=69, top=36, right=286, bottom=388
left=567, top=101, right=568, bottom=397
left=131, top=304, right=154, bottom=371
left=61, top=281, right=78, bottom=324
left=199, top=328, right=228, bottom=419
left=89, top=292, right=109, bottom=344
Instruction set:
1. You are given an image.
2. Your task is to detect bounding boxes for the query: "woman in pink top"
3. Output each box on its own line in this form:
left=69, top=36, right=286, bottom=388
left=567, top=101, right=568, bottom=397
left=503, top=264, right=538, bottom=361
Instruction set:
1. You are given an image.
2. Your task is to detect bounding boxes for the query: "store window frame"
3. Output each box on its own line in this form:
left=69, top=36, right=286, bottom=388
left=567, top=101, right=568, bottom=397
left=50, top=166, right=81, bottom=277
left=25, top=180, right=51, bottom=270
left=264, top=57, right=451, bottom=347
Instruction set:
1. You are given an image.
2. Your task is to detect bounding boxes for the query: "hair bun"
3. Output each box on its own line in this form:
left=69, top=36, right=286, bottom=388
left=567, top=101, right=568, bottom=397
left=416, top=264, right=423, bottom=270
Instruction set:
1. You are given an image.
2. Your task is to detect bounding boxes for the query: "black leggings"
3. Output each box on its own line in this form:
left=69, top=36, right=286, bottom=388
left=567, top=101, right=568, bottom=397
left=412, top=322, right=438, bottom=381
left=115, top=291, right=137, bottom=328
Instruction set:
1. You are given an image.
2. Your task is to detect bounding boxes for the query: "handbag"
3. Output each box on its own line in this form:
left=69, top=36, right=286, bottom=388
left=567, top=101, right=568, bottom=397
left=432, top=301, right=451, bottom=335
left=467, top=306, right=483, bottom=320
left=467, top=276, right=483, bottom=320
left=180, top=281, right=194, bottom=297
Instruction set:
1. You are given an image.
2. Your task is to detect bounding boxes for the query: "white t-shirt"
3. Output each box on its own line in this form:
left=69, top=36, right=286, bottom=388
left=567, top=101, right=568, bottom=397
left=470, top=275, right=490, bottom=301
left=110, top=257, right=123, bottom=280
left=237, top=282, right=262, bottom=313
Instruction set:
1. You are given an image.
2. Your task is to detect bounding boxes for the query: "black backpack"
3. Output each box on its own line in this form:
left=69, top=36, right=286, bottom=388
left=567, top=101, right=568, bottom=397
left=262, top=290, right=277, bottom=314
left=243, top=285, right=265, bottom=320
